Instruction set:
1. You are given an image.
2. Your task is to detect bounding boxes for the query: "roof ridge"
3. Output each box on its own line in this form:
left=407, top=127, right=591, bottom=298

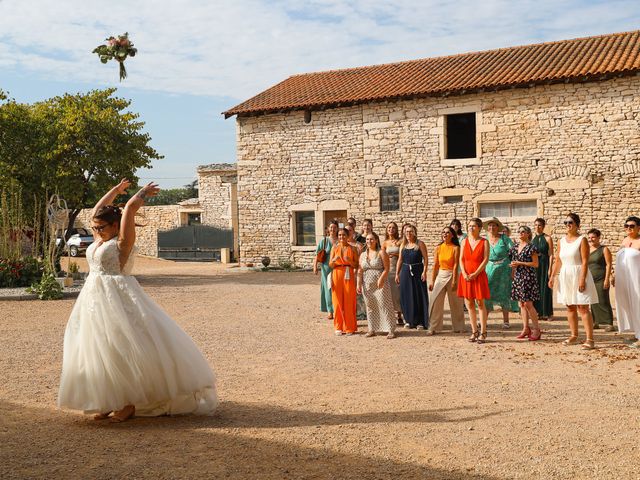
left=288, top=30, right=640, bottom=79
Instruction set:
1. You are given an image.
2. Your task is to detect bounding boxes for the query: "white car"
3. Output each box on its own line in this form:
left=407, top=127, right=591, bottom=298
left=56, top=228, right=94, bottom=257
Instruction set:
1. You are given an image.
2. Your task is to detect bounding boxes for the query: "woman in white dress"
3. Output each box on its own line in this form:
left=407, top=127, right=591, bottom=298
left=613, top=216, right=640, bottom=348
left=549, top=213, right=598, bottom=349
left=58, top=179, right=218, bottom=422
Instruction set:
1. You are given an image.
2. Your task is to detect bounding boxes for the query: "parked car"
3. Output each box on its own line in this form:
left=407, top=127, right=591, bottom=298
left=56, top=228, right=94, bottom=257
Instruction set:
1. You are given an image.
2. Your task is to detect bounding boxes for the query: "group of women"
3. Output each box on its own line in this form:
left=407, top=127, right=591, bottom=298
left=314, top=213, right=640, bottom=350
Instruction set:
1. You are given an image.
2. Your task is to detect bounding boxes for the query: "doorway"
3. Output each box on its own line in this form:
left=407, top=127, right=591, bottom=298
left=323, top=210, right=348, bottom=230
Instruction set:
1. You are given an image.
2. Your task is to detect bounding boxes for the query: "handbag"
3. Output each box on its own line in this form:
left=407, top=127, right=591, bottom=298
left=315, top=237, right=327, bottom=263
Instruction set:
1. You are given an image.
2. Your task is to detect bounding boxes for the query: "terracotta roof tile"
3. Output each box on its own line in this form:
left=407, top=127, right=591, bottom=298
left=224, top=30, right=640, bottom=118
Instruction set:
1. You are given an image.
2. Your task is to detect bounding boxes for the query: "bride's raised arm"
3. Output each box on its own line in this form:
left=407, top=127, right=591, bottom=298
left=92, top=179, right=131, bottom=217
left=118, top=182, right=159, bottom=264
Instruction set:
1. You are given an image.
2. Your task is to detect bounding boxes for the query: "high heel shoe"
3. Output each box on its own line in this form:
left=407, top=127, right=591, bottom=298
left=468, top=331, right=479, bottom=343
left=528, top=328, right=542, bottom=341
left=476, top=332, right=487, bottom=344
left=516, top=326, right=531, bottom=339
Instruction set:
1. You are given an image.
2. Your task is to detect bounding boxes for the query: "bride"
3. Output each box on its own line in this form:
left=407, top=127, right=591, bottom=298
left=58, top=179, right=218, bottom=422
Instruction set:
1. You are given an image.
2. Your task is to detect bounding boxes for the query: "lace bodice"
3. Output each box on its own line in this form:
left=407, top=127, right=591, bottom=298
left=86, top=237, right=137, bottom=275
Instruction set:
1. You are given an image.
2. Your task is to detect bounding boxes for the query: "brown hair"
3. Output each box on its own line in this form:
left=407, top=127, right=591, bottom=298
left=93, top=205, right=122, bottom=225
left=385, top=221, right=399, bottom=240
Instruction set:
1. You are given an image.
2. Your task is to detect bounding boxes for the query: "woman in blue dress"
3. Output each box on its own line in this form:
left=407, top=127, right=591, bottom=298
left=313, top=220, right=339, bottom=319
left=395, top=224, right=429, bottom=330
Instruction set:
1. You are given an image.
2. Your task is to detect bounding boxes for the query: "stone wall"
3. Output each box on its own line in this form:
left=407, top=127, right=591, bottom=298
left=75, top=205, right=180, bottom=256
left=234, top=75, right=640, bottom=267
left=198, top=170, right=234, bottom=229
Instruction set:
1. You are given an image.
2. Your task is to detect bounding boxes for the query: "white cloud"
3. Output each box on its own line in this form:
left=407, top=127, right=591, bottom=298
left=0, top=0, right=639, bottom=102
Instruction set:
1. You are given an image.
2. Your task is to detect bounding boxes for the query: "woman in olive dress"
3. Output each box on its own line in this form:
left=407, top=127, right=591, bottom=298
left=587, top=228, right=614, bottom=331
left=532, top=218, right=554, bottom=320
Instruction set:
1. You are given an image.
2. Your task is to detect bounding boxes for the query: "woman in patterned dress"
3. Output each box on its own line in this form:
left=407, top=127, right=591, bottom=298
left=484, top=217, right=519, bottom=329
left=382, top=221, right=403, bottom=324
left=458, top=218, right=490, bottom=344
left=509, top=226, right=542, bottom=341
left=532, top=218, right=554, bottom=320
left=313, top=220, right=338, bottom=320
left=357, top=232, right=397, bottom=339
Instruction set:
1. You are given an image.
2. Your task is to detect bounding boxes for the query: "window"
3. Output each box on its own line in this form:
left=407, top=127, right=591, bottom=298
left=379, top=186, right=400, bottom=211
left=295, top=211, right=315, bottom=246
left=446, top=112, right=476, bottom=159
left=187, top=213, right=201, bottom=225
left=479, top=200, right=537, bottom=218
left=443, top=195, right=463, bottom=204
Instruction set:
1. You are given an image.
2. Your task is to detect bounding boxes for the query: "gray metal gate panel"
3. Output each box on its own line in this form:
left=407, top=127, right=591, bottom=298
left=158, top=226, right=233, bottom=261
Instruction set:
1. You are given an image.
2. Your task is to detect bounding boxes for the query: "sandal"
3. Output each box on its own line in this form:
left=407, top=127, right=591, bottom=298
left=468, top=331, right=479, bottom=343
left=562, top=336, right=579, bottom=346
left=365, top=331, right=375, bottom=337
left=93, top=411, right=112, bottom=421
left=528, top=328, right=542, bottom=341
left=581, top=339, right=595, bottom=350
left=109, top=405, right=135, bottom=423
left=477, top=332, right=487, bottom=344
left=516, top=326, right=531, bottom=339
left=387, top=332, right=396, bottom=339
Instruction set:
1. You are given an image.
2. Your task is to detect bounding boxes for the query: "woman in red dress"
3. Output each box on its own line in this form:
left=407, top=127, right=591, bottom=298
left=457, top=217, right=491, bottom=343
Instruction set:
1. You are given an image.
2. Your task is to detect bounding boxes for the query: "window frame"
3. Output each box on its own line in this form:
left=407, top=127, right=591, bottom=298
left=437, top=105, right=485, bottom=167
left=379, top=185, right=401, bottom=212
left=293, top=210, right=316, bottom=247
left=478, top=200, right=539, bottom=221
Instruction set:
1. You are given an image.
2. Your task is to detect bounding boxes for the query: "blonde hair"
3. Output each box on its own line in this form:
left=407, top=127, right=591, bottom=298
left=400, top=224, right=418, bottom=250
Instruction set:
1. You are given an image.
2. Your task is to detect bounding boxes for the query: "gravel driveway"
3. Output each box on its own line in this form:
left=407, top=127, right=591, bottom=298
left=1, top=257, right=638, bottom=479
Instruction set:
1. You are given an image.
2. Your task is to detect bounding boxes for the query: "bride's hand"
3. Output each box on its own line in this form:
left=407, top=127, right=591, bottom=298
left=115, top=178, right=132, bottom=195
left=136, top=182, right=160, bottom=200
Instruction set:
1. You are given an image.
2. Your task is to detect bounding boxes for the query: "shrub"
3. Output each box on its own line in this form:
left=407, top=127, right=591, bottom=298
left=68, top=261, right=79, bottom=274
left=0, top=256, right=44, bottom=288
left=27, top=273, right=63, bottom=300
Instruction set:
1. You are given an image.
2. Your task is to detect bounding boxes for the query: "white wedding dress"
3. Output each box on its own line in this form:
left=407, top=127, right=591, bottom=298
left=58, top=237, right=218, bottom=416
left=615, top=248, right=640, bottom=338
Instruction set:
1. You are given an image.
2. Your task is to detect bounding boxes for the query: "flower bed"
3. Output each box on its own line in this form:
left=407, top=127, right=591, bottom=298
left=0, top=257, right=44, bottom=288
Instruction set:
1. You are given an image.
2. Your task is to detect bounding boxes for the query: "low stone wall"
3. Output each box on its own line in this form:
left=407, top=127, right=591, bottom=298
left=75, top=205, right=180, bottom=256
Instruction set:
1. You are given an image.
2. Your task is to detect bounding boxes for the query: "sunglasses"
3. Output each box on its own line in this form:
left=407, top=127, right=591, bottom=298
left=625, top=224, right=638, bottom=229
left=91, top=224, right=110, bottom=232
left=563, top=221, right=574, bottom=226
left=518, top=230, right=528, bottom=234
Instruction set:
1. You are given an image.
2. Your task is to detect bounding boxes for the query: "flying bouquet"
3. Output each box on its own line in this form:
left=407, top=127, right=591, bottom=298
left=92, top=33, right=137, bottom=81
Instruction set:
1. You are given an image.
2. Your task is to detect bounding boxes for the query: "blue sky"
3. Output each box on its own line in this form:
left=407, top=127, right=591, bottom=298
left=1, top=0, right=639, bottom=188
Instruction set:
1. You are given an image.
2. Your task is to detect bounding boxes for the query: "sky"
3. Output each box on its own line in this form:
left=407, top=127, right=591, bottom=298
left=1, top=0, right=639, bottom=188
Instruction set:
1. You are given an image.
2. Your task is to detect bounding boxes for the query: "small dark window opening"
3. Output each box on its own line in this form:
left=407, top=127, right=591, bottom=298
left=443, top=195, right=463, bottom=204
left=304, top=110, right=312, bottom=124
left=446, top=112, right=476, bottom=159
left=379, top=186, right=400, bottom=211
left=295, top=211, right=316, bottom=246
left=187, top=213, right=201, bottom=225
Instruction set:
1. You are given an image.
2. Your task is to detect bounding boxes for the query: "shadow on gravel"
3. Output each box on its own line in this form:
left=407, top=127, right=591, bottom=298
left=1, top=401, right=500, bottom=480
left=137, top=271, right=316, bottom=288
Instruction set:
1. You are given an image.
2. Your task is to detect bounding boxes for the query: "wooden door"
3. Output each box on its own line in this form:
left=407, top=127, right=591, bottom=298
left=323, top=210, right=348, bottom=229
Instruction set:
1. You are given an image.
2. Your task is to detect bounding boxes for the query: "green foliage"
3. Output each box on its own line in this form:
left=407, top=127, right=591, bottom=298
left=0, top=88, right=163, bottom=243
left=27, top=273, right=63, bottom=300
left=144, top=187, right=197, bottom=206
left=0, top=256, right=45, bottom=288
left=68, top=261, right=79, bottom=274
left=278, top=259, right=294, bottom=270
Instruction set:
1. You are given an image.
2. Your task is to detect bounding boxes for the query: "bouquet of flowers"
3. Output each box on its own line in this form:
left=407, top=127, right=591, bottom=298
left=92, top=33, right=137, bottom=81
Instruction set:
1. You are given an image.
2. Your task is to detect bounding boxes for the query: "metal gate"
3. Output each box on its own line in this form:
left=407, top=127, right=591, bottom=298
left=158, top=225, right=233, bottom=261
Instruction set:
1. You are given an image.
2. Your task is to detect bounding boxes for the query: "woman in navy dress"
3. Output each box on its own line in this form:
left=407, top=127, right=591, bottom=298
left=395, top=224, right=429, bottom=330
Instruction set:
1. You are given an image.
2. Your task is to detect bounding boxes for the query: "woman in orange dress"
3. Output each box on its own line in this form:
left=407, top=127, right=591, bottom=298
left=457, top=217, right=491, bottom=343
left=329, top=227, right=360, bottom=335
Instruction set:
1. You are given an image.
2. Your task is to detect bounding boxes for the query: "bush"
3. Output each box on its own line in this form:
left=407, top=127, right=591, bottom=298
left=27, top=273, right=63, bottom=300
left=0, top=256, right=44, bottom=288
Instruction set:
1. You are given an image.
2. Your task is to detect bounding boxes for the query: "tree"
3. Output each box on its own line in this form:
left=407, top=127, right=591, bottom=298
left=0, top=88, right=163, bottom=243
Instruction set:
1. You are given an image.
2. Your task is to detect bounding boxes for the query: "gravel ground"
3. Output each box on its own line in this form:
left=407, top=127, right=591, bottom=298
left=1, top=256, right=639, bottom=479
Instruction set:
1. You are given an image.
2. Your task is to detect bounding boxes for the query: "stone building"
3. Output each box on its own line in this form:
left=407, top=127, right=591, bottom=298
left=224, top=30, right=640, bottom=267
left=75, top=163, right=238, bottom=258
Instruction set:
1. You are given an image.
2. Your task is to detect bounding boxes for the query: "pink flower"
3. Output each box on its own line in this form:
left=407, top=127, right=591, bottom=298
left=118, top=37, right=130, bottom=48
left=107, top=37, right=117, bottom=47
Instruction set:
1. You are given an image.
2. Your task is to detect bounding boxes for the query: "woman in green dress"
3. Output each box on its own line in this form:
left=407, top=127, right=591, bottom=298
left=484, top=218, right=519, bottom=328
left=313, top=220, right=339, bottom=319
left=532, top=218, right=554, bottom=320
left=587, top=228, right=614, bottom=330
